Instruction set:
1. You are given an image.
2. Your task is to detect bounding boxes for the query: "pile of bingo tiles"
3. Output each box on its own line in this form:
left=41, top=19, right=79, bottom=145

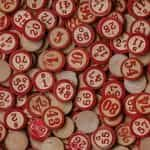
left=0, top=0, right=150, bottom=150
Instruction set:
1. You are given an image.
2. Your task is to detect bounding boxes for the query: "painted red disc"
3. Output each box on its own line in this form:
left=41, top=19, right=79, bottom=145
left=102, top=80, right=125, bottom=100
left=48, top=27, right=71, bottom=49
left=75, top=87, right=96, bottom=110
left=131, top=19, right=150, bottom=36
left=127, top=33, right=149, bottom=55
left=83, top=66, right=106, bottom=89
left=9, top=73, right=32, bottom=96
left=0, top=32, right=19, bottom=54
left=53, top=0, right=75, bottom=18
left=121, top=57, right=143, bottom=80
left=43, top=106, right=65, bottom=129
left=13, top=9, right=32, bottom=30
left=97, top=17, right=123, bottom=39
left=54, top=79, right=75, bottom=102
left=9, top=50, right=32, bottom=72
left=92, top=126, right=116, bottom=149
left=90, top=41, right=112, bottom=64
left=124, top=94, right=139, bottom=117
left=77, top=1, right=96, bottom=24
left=116, top=123, right=136, bottom=146
left=135, top=93, right=150, bottom=115
left=110, top=32, right=129, bottom=54
left=23, top=19, right=45, bottom=41
left=99, top=96, right=121, bottom=118
left=39, top=50, right=65, bottom=72
left=4, top=109, right=27, bottom=130
left=33, top=70, right=55, bottom=92
left=27, top=93, right=50, bottom=117
left=28, top=118, right=50, bottom=141
left=127, top=0, right=150, bottom=19
left=67, top=48, right=90, bottom=72
left=36, top=9, right=57, bottom=30
left=68, top=132, right=91, bottom=150
left=131, top=117, right=150, bottom=137
left=0, top=0, right=19, bottom=13
left=73, top=24, right=95, bottom=47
